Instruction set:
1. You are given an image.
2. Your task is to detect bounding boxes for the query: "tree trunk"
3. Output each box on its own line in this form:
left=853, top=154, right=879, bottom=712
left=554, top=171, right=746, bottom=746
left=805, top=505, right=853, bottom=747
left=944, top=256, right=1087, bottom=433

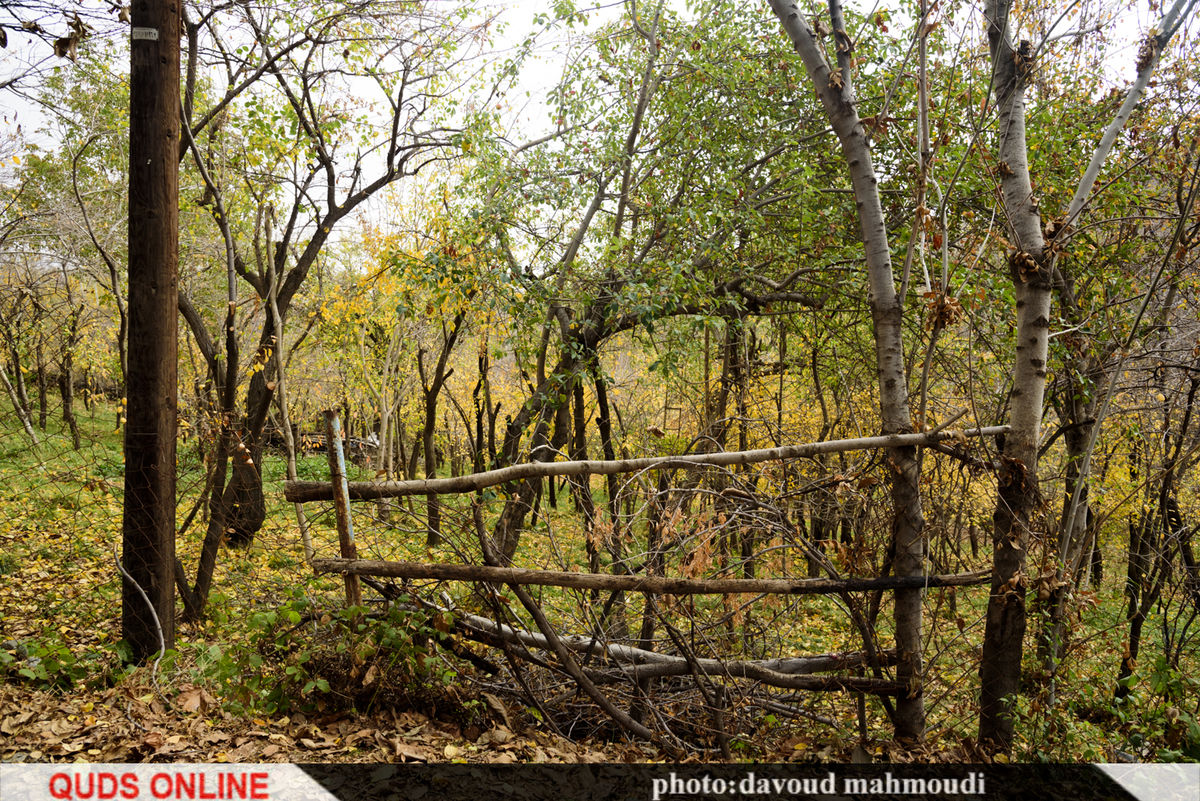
left=186, top=436, right=231, bottom=622
left=10, top=349, right=32, bottom=423
left=418, top=312, right=468, bottom=547
left=59, top=332, right=81, bottom=451
left=1088, top=506, right=1103, bottom=587
left=122, top=0, right=180, bottom=662
left=267, top=254, right=312, bottom=561
left=978, top=0, right=1052, bottom=751
left=768, top=0, right=926, bottom=743
left=35, top=342, right=47, bottom=430
left=397, top=421, right=411, bottom=481
left=570, top=375, right=601, bottom=572
left=1, top=364, right=38, bottom=446
left=423, top=394, right=442, bottom=545
left=1039, top=391, right=1099, bottom=677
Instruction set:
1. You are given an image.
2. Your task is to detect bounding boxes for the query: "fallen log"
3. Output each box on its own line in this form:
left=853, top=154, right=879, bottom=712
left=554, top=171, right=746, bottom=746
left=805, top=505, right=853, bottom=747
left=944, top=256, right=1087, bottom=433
left=449, top=607, right=905, bottom=695
left=584, top=662, right=904, bottom=693
left=286, top=426, right=1009, bottom=502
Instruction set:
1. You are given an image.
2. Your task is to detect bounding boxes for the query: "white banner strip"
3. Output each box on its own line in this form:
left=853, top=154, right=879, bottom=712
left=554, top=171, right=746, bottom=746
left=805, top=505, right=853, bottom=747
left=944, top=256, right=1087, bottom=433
left=0, top=764, right=338, bottom=801
left=1098, top=764, right=1200, bottom=801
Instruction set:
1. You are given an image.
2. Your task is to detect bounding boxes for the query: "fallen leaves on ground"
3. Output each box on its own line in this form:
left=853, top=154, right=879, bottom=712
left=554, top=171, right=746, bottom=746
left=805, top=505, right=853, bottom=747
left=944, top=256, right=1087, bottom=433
left=0, top=683, right=614, bottom=764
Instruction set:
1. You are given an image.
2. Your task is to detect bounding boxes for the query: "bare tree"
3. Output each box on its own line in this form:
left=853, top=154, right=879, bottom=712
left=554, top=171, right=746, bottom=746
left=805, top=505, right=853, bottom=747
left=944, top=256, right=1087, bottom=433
left=172, top=0, right=494, bottom=620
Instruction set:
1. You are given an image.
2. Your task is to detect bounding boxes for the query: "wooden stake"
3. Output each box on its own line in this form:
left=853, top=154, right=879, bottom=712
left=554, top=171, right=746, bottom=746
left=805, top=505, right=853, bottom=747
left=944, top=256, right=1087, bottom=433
left=325, top=411, right=361, bottom=609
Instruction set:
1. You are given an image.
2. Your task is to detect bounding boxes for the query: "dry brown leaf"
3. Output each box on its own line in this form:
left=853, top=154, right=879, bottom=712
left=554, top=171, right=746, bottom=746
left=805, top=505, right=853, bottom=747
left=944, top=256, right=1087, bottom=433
left=344, top=728, right=376, bottom=746
left=393, top=739, right=428, bottom=762
left=177, top=688, right=203, bottom=713
left=482, top=692, right=512, bottom=729
left=48, top=718, right=75, bottom=736
left=228, top=742, right=259, bottom=761
left=2, top=711, right=35, bottom=735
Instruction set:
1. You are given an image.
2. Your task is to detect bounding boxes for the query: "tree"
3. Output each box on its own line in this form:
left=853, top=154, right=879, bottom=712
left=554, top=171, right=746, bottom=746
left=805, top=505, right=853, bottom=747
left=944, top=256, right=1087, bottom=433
left=173, top=0, right=493, bottom=619
left=977, top=0, right=1196, bottom=749
left=768, top=0, right=926, bottom=742
left=477, top=0, right=826, bottom=566
left=0, top=259, right=45, bottom=446
left=10, top=39, right=134, bottom=398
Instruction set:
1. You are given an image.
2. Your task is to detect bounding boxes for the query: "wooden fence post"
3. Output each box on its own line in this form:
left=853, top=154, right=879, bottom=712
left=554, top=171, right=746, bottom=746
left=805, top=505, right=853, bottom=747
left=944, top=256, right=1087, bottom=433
left=122, top=0, right=180, bottom=662
left=325, top=410, right=361, bottom=609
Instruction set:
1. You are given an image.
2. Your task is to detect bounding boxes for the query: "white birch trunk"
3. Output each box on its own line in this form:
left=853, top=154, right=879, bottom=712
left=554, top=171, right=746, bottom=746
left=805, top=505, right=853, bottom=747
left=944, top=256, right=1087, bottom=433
left=768, top=0, right=926, bottom=742
left=978, top=0, right=1051, bottom=751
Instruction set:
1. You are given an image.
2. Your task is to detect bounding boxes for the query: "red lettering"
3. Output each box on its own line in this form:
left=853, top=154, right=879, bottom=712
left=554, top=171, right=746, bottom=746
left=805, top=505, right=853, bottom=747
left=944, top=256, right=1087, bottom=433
left=49, top=774, right=72, bottom=800
left=97, top=773, right=120, bottom=799
left=150, top=773, right=173, bottom=800
left=128, top=770, right=271, bottom=801
left=225, top=774, right=246, bottom=798
left=49, top=772, right=141, bottom=800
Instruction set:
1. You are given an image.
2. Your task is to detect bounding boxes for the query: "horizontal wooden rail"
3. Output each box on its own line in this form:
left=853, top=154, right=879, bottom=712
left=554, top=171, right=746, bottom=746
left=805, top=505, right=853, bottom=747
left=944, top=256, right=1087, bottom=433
left=286, top=425, right=1008, bottom=502
left=312, top=558, right=990, bottom=596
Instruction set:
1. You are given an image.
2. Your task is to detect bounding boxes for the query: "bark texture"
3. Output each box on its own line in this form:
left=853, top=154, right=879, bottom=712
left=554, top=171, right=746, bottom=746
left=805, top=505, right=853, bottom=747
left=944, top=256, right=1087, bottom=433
left=978, top=0, right=1051, bottom=751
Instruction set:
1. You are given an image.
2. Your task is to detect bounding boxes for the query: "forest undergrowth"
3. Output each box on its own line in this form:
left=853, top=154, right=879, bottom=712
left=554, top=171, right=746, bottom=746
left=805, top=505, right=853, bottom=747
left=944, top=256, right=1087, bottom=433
left=1, top=402, right=1196, bottom=764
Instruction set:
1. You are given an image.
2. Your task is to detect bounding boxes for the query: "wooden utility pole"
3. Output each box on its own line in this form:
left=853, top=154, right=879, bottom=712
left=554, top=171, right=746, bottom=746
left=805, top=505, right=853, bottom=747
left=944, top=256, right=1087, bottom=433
left=122, top=0, right=179, bottom=662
